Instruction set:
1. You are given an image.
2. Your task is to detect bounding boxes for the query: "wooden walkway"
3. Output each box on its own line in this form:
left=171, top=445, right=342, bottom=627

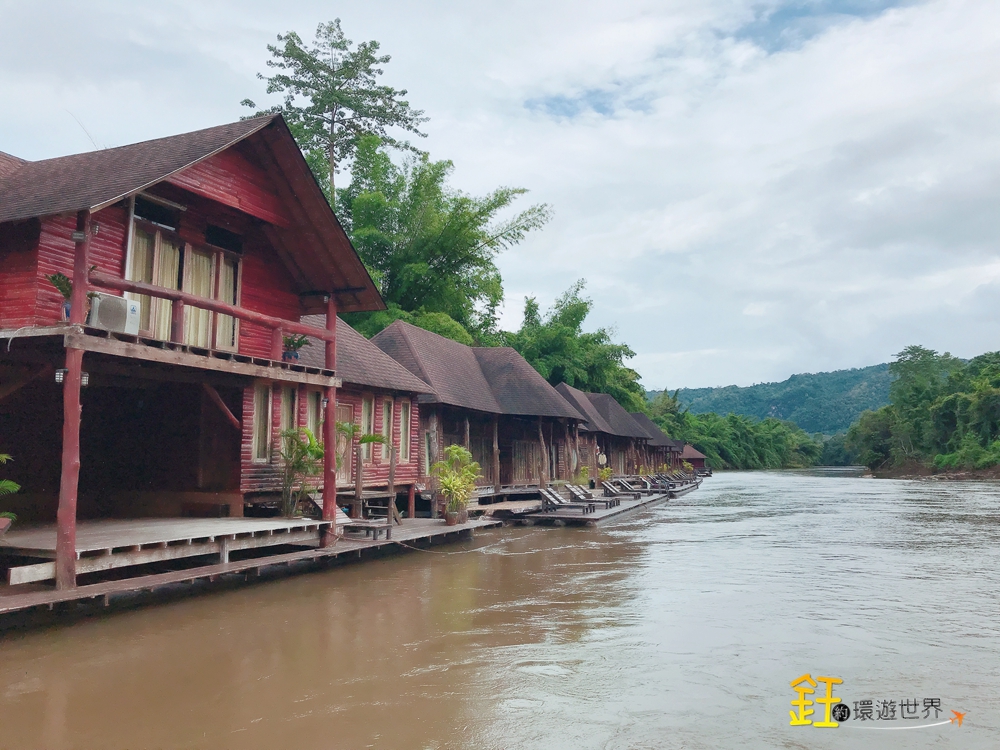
left=521, top=480, right=702, bottom=526
left=0, top=517, right=501, bottom=616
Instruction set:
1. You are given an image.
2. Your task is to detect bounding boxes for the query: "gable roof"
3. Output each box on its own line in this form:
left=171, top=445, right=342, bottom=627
left=372, top=321, right=502, bottom=413
left=372, top=321, right=584, bottom=419
left=586, top=393, right=650, bottom=438
left=473, top=348, right=583, bottom=419
left=555, top=382, right=615, bottom=434
left=0, top=115, right=383, bottom=313
left=629, top=412, right=683, bottom=450
left=681, top=444, right=707, bottom=460
left=298, top=316, right=431, bottom=394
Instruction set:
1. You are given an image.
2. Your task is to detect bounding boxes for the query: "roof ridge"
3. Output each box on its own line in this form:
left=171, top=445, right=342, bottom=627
left=392, top=321, right=433, bottom=387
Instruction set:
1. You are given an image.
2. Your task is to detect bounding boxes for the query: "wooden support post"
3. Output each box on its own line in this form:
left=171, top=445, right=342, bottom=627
left=573, top=422, right=580, bottom=477
left=68, top=211, right=91, bottom=326
left=407, top=484, right=415, bottom=519
left=325, top=296, right=337, bottom=370
left=492, top=416, right=500, bottom=490
left=564, top=420, right=572, bottom=478
left=386, top=445, right=396, bottom=529
left=219, top=536, right=230, bottom=564
left=537, top=418, right=547, bottom=488
left=202, top=383, right=241, bottom=431
left=56, top=345, right=83, bottom=590
left=353, top=435, right=363, bottom=519
left=321, top=385, right=338, bottom=545
left=170, top=299, right=185, bottom=344
left=463, top=416, right=470, bottom=450
left=270, top=327, right=283, bottom=361
left=429, top=410, right=440, bottom=518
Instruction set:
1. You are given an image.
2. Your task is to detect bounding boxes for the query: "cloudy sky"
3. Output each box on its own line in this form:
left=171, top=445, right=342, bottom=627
left=2, top=0, right=998, bottom=389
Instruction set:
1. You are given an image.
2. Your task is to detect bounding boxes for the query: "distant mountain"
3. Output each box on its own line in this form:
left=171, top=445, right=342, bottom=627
left=649, top=364, right=891, bottom=435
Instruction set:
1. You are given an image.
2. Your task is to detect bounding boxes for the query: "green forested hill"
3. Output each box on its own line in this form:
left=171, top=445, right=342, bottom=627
left=649, top=364, right=891, bottom=435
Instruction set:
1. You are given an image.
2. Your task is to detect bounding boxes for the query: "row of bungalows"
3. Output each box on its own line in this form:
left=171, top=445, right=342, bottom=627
left=0, top=114, right=693, bottom=591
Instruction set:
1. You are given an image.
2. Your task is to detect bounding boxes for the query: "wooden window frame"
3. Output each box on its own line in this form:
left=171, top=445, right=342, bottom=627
left=361, top=396, right=374, bottom=462
left=252, top=383, right=272, bottom=463
left=399, top=400, right=411, bottom=463
left=381, top=398, right=393, bottom=463
left=305, top=390, right=323, bottom=437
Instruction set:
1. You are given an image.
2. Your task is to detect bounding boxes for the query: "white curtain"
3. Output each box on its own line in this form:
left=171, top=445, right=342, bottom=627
left=128, top=227, right=155, bottom=331
left=184, top=248, right=213, bottom=347
left=152, top=239, right=181, bottom=341
left=215, top=256, right=237, bottom=350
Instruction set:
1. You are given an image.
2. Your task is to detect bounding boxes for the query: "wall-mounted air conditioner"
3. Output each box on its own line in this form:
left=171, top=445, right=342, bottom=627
left=88, top=292, right=141, bottom=335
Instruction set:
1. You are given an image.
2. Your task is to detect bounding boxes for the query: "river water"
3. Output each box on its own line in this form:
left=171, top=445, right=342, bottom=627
left=0, top=471, right=997, bottom=748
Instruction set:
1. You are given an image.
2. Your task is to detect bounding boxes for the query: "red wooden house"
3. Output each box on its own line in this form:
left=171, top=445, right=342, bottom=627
left=0, top=115, right=383, bottom=589
left=371, top=321, right=585, bottom=504
left=299, top=316, right=431, bottom=518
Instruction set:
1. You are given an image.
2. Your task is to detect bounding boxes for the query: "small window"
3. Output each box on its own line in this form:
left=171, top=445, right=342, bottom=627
left=361, top=396, right=374, bottom=461
left=306, top=391, right=322, bottom=437
left=399, top=401, right=411, bottom=463
left=134, top=196, right=179, bottom=230
left=205, top=225, right=243, bottom=254
left=252, top=384, right=271, bottom=462
left=381, top=399, right=393, bottom=461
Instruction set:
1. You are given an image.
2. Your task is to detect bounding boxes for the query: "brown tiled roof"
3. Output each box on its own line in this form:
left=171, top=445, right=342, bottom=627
left=0, top=117, right=276, bottom=223
left=0, top=150, right=25, bottom=180
left=629, top=412, right=672, bottom=447
left=473, top=348, right=584, bottom=419
left=372, top=321, right=584, bottom=419
left=681, top=444, right=707, bottom=459
left=298, top=316, right=431, bottom=394
left=372, top=321, right=502, bottom=413
left=555, top=382, right=615, bottom=434
left=0, top=116, right=383, bottom=314
left=586, top=393, right=650, bottom=439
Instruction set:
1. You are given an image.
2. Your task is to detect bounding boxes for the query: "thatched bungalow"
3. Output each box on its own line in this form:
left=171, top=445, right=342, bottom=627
left=554, top=383, right=651, bottom=478
left=629, top=412, right=684, bottom=470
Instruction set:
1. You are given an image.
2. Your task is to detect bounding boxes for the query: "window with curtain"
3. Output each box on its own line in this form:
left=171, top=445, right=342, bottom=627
left=361, top=397, right=374, bottom=461
left=127, top=199, right=242, bottom=348
left=252, top=383, right=271, bottom=462
left=280, top=387, right=296, bottom=453
left=381, top=399, right=393, bottom=461
left=306, top=391, right=322, bottom=437
left=399, top=401, right=411, bottom=463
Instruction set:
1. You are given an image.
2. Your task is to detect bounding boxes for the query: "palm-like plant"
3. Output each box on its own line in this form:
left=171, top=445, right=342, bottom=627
left=1, top=453, right=20, bottom=523
left=431, top=444, right=481, bottom=515
left=278, top=428, right=324, bottom=517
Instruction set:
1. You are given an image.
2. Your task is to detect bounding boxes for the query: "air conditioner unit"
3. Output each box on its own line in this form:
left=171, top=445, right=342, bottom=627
left=88, top=292, right=141, bottom=335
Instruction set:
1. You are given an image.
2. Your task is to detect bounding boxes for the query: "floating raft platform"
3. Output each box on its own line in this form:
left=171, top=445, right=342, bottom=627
left=0, top=517, right=500, bottom=617
left=517, top=479, right=701, bottom=527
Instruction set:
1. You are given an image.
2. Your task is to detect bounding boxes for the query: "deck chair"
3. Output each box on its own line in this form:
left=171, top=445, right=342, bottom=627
left=540, top=487, right=595, bottom=513
left=568, top=484, right=619, bottom=508
left=602, top=481, right=640, bottom=500
left=616, top=478, right=656, bottom=496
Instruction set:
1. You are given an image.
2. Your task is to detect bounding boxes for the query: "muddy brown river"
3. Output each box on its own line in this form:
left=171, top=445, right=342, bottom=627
left=0, top=471, right=997, bottom=748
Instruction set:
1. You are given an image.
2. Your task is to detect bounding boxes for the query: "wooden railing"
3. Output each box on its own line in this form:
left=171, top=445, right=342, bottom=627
left=88, top=270, right=336, bottom=364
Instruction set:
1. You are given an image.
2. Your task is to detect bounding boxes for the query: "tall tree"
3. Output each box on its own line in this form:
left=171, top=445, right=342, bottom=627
left=242, top=19, right=427, bottom=197
left=508, top=281, right=646, bottom=412
left=339, top=136, right=551, bottom=341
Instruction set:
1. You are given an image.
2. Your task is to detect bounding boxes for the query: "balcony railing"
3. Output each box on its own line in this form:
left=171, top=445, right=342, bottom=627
left=88, top=270, right=335, bottom=362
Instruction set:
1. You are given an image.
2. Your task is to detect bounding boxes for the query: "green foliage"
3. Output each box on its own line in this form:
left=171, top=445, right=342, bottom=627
left=843, top=346, right=1000, bottom=471
left=597, top=467, right=613, bottom=483
left=282, top=334, right=311, bottom=351
left=508, top=280, right=646, bottom=412
left=817, top=433, right=857, bottom=466
left=0, top=453, right=19, bottom=499
left=430, top=444, right=481, bottom=513
left=649, top=391, right=821, bottom=470
left=339, top=136, right=550, bottom=341
left=574, top=465, right=591, bottom=485
left=651, top=363, right=891, bottom=435
left=279, top=428, right=323, bottom=517
left=348, top=303, right=475, bottom=345
left=242, top=19, right=427, bottom=197
left=46, top=272, right=73, bottom=301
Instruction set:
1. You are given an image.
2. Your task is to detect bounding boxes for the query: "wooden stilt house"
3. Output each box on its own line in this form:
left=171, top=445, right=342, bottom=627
left=0, top=115, right=384, bottom=589
left=629, top=412, right=684, bottom=470
left=371, top=321, right=585, bottom=504
left=554, top=383, right=651, bottom=477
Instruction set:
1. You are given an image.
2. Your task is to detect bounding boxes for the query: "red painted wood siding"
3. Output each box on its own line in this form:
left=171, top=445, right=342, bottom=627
left=0, top=220, right=40, bottom=328
left=237, top=240, right=300, bottom=358
left=166, top=146, right=290, bottom=228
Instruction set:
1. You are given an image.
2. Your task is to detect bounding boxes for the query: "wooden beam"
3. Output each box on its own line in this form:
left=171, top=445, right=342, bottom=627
left=202, top=383, right=241, bottom=431
left=88, top=271, right=338, bottom=344
left=63, top=332, right=341, bottom=388
left=56, top=344, right=83, bottom=591
left=321, top=385, right=338, bottom=545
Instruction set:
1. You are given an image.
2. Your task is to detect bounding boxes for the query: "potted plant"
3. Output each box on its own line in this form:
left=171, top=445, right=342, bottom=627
left=278, top=428, right=324, bottom=517
left=431, top=444, right=481, bottom=526
left=282, top=334, right=311, bottom=362
left=46, top=271, right=97, bottom=321
left=0, top=452, right=20, bottom=536
left=598, top=467, right=613, bottom=484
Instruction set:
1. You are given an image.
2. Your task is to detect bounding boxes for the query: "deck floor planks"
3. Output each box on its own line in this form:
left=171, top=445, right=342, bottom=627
left=0, top=517, right=502, bottom=615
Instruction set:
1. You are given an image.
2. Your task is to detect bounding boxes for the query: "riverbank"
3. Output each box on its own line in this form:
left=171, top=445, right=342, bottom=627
left=872, top=461, right=1000, bottom=481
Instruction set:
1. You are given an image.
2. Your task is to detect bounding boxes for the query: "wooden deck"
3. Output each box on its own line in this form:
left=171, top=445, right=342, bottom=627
left=521, top=480, right=701, bottom=526
left=0, top=518, right=329, bottom=585
left=0, top=517, right=501, bottom=616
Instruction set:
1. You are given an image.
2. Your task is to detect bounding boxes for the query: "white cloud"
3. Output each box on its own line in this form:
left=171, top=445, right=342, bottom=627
left=2, top=0, right=999, bottom=389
